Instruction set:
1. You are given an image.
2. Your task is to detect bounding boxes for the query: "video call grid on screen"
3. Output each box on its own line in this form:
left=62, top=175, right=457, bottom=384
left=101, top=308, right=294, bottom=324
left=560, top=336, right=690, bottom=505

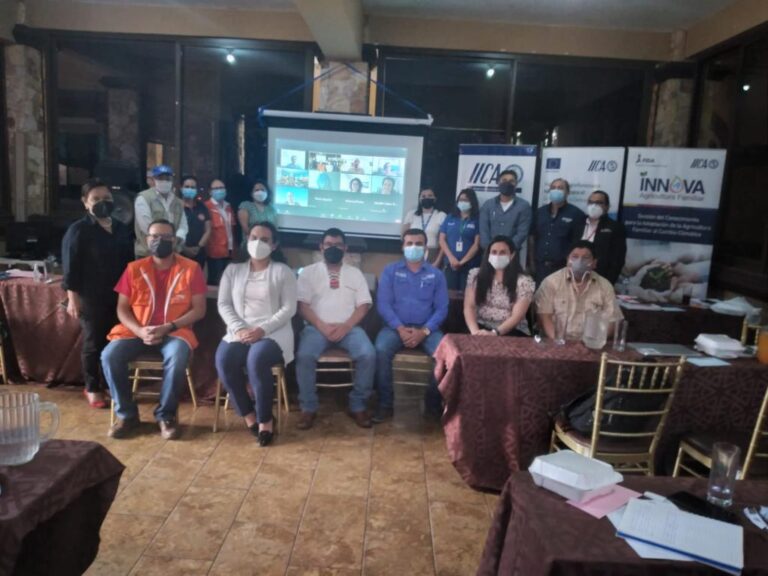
left=268, top=127, right=424, bottom=238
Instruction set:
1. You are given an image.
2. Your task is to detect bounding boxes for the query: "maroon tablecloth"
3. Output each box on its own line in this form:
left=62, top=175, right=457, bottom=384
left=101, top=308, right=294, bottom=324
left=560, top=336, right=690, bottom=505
left=0, top=439, right=124, bottom=576
left=478, top=473, right=768, bottom=576
left=0, top=278, right=224, bottom=399
left=435, top=334, right=768, bottom=492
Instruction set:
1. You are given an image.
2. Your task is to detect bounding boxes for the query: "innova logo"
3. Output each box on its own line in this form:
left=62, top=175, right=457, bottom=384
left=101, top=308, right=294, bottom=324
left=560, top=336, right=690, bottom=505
left=640, top=176, right=705, bottom=194
left=690, top=158, right=720, bottom=169
left=588, top=160, right=618, bottom=172
left=468, top=163, right=524, bottom=185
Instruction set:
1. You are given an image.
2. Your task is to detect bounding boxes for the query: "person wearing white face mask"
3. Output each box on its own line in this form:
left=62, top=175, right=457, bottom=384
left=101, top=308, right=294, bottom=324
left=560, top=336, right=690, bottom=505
left=134, top=164, right=189, bottom=258
left=216, top=222, right=297, bottom=447
left=530, top=178, right=585, bottom=285
left=237, top=179, right=277, bottom=244
left=535, top=240, right=623, bottom=341
left=582, top=190, right=626, bottom=285
left=205, top=178, right=236, bottom=285
left=464, top=236, right=534, bottom=337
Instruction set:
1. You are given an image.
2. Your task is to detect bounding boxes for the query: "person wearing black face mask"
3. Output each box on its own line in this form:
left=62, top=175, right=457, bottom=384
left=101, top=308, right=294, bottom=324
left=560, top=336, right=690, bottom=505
left=102, top=219, right=207, bottom=440
left=479, top=169, right=532, bottom=252
left=402, top=187, right=447, bottom=266
left=62, top=178, right=133, bottom=409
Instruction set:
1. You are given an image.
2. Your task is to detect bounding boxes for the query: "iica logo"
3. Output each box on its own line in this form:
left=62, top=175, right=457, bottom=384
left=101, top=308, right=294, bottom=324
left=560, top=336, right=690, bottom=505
left=468, top=163, right=524, bottom=185
left=587, top=160, right=619, bottom=172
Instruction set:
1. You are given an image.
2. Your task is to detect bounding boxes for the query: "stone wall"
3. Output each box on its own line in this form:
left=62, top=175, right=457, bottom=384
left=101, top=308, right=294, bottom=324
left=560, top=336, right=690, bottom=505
left=650, top=78, right=694, bottom=147
left=107, top=88, right=139, bottom=164
left=314, top=61, right=368, bottom=114
left=4, top=44, right=47, bottom=219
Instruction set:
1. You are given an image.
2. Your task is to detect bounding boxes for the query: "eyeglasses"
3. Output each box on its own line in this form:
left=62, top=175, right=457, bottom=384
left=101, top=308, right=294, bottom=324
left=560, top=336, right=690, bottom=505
left=147, top=233, right=174, bottom=241
left=588, top=200, right=607, bottom=206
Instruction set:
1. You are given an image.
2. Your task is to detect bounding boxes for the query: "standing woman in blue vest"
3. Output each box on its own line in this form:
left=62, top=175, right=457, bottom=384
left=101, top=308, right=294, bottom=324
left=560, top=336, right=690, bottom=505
left=438, top=188, right=481, bottom=291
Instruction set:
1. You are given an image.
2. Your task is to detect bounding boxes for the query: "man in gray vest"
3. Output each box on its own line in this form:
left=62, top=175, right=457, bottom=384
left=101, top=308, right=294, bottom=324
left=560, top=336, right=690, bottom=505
left=134, top=165, right=188, bottom=258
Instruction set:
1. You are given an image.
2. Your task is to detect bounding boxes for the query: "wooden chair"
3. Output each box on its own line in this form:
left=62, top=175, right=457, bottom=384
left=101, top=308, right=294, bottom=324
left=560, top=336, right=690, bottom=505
left=392, top=349, right=433, bottom=387
left=110, top=353, right=197, bottom=426
left=673, top=382, right=768, bottom=479
left=0, top=326, right=8, bottom=385
left=212, top=364, right=289, bottom=432
left=550, top=353, right=685, bottom=475
left=315, top=348, right=355, bottom=389
left=740, top=317, right=761, bottom=347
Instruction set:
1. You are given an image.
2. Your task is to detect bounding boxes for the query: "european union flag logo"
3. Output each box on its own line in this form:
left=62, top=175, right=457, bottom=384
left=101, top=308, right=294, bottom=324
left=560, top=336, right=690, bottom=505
left=546, top=158, right=561, bottom=170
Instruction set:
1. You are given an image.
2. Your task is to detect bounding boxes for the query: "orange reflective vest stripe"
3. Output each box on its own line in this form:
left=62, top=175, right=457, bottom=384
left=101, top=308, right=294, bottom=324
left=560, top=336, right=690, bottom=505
left=108, top=255, right=200, bottom=349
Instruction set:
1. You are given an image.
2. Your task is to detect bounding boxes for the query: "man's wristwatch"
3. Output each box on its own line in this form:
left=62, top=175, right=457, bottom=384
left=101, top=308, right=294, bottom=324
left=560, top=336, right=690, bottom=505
left=170, top=321, right=179, bottom=332
left=423, top=327, right=431, bottom=337
left=491, top=328, right=500, bottom=336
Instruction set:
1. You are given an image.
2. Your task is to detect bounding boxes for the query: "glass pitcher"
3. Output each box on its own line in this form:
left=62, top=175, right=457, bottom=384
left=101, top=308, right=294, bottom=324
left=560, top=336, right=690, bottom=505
left=0, top=391, right=60, bottom=466
left=582, top=311, right=609, bottom=350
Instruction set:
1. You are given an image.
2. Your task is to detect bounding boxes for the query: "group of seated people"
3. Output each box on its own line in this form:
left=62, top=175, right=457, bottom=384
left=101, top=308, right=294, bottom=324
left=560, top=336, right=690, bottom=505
left=62, top=174, right=623, bottom=447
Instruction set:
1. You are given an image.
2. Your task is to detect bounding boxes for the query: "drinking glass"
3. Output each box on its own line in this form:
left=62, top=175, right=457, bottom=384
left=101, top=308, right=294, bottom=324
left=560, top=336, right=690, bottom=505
left=613, top=320, right=629, bottom=352
left=582, top=312, right=609, bottom=350
left=554, top=314, right=568, bottom=346
left=707, top=442, right=741, bottom=508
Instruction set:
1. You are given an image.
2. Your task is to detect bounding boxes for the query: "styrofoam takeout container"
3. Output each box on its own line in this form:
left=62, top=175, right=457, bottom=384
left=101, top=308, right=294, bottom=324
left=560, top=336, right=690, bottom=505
left=529, top=450, right=623, bottom=502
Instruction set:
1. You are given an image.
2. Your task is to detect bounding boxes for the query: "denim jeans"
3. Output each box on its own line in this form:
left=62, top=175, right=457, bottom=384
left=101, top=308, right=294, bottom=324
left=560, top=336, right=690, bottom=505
left=101, top=336, right=191, bottom=422
left=443, top=264, right=472, bottom=291
left=215, top=338, right=283, bottom=424
left=375, top=326, right=444, bottom=412
left=295, top=325, right=375, bottom=413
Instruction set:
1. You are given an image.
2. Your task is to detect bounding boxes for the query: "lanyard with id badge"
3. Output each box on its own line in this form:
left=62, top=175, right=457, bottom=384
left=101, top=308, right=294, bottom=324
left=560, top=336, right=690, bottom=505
left=455, top=219, right=469, bottom=253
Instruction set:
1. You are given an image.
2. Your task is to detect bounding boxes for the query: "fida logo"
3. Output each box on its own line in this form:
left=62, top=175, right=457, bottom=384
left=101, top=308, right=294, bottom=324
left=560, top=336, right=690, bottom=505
left=690, top=158, right=720, bottom=169
left=587, top=160, right=619, bottom=172
left=468, top=163, right=524, bottom=185
left=640, top=175, right=705, bottom=194
left=635, top=153, right=655, bottom=164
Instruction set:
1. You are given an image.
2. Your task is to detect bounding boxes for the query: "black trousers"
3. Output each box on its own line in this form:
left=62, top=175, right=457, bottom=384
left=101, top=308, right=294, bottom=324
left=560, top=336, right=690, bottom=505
left=80, top=298, right=117, bottom=392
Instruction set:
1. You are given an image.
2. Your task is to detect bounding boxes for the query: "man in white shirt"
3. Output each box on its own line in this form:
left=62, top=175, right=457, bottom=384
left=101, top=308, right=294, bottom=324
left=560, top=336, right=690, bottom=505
left=295, top=228, right=376, bottom=429
left=134, top=165, right=188, bottom=258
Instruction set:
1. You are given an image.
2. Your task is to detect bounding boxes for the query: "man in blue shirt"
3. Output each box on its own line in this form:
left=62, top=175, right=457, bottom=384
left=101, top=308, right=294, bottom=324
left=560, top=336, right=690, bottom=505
left=531, top=178, right=585, bottom=285
left=374, top=229, right=449, bottom=422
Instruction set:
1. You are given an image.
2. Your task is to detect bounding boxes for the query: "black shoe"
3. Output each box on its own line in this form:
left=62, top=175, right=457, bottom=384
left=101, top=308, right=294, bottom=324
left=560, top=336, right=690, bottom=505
left=248, top=422, right=260, bottom=438
left=258, top=430, right=274, bottom=447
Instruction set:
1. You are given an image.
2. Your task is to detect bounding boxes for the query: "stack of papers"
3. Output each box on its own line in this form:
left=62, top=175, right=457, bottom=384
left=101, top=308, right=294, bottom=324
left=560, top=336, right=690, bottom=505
left=615, top=499, right=744, bottom=575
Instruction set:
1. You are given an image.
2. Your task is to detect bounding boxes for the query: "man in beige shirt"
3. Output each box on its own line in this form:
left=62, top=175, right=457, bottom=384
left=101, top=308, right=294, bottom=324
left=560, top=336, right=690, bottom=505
left=535, top=240, right=623, bottom=341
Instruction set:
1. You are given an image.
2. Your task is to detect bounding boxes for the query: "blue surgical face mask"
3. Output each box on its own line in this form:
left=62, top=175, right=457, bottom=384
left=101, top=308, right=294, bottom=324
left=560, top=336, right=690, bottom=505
left=548, top=188, right=566, bottom=204
left=181, top=187, right=197, bottom=200
left=211, top=189, right=227, bottom=202
left=404, top=245, right=425, bottom=262
left=457, top=201, right=471, bottom=213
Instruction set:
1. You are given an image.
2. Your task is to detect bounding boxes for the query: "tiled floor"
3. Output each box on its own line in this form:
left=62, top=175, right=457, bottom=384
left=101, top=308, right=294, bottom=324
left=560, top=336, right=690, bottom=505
left=34, top=384, right=497, bottom=575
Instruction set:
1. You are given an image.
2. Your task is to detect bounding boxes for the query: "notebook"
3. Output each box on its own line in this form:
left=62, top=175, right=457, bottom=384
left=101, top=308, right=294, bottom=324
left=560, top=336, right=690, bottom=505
left=617, top=498, right=743, bottom=575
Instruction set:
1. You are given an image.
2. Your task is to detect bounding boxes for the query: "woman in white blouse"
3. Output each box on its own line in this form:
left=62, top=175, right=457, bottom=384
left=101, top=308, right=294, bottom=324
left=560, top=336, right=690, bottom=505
left=216, top=221, right=296, bottom=446
left=402, top=186, right=446, bottom=265
left=464, top=235, right=535, bottom=336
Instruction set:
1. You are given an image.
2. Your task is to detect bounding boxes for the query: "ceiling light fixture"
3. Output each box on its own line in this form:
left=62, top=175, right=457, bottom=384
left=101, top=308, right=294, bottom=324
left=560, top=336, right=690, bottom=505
left=226, top=51, right=236, bottom=65
left=486, top=67, right=495, bottom=79
left=742, top=84, right=751, bottom=92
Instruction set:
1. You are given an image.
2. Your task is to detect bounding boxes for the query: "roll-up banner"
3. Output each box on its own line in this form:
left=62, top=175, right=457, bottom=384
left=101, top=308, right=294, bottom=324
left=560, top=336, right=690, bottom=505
left=619, top=147, right=726, bottom=302
left=538, top=147, right=625, bottom=219
left=455, top=144, right=538, bottom=206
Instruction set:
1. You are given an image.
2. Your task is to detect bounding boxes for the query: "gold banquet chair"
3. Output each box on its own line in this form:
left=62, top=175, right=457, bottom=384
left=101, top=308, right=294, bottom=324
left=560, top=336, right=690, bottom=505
left=740, top=317, right=761, bottom=347
left=392, top=349, right=433, bottom=387
left=315, top=347, right=356, bottom=390
left=110, top=353, right=198, bottom=426
left=550, top=353, right=685, bottom=476
left=213, top=364, right=289, bottom=432
left=673, top=383, right=768, bottom=479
